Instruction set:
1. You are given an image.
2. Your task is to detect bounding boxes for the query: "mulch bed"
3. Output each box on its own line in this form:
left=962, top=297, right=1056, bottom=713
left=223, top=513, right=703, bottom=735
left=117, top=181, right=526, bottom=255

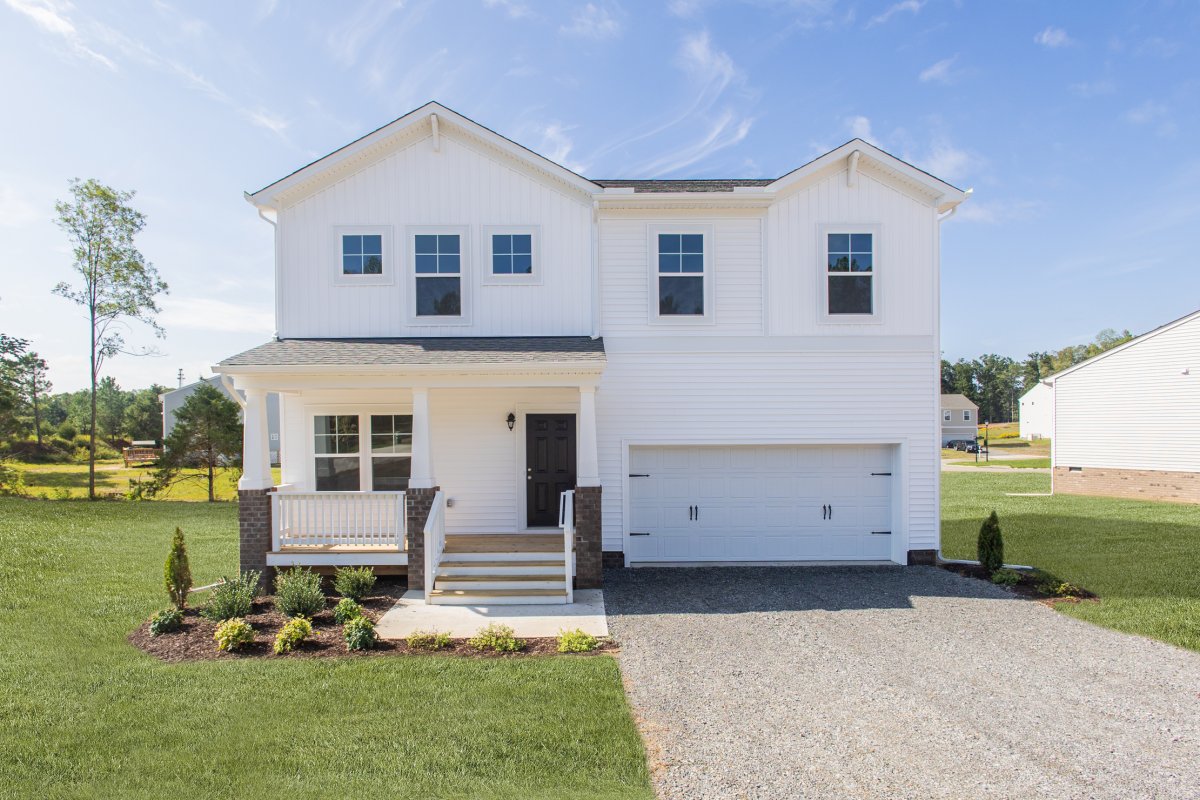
left=938, top=562, right=1097, bottom=604
left=129, top=579, right=613, bottom=662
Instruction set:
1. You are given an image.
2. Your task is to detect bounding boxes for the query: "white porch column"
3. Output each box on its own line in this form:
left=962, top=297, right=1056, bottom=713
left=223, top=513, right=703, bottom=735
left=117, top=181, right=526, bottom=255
left=410, top=387, right=434, bottom=489
left=577, top=386, right=600, bottom=487
left=238, top=387, right=274, bottom=490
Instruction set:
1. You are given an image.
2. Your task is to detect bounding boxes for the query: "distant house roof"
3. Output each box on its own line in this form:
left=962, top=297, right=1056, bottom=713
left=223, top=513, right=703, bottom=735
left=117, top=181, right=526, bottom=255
left=217, top=336, right=606, bottom=369
left=592, top=179, right=775, bottom=193
left=940, top=393, right=978, bottom=411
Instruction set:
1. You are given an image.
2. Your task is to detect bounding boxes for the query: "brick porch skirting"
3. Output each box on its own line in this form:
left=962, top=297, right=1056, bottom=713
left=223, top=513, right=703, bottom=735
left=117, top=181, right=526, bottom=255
left=1054, top=466, right=1200, bottom=504
left=574, top=486, right=602, bottom=589
left=238, top=488, right=275, bottom=587
left=404, top=487, right=440, bottom=589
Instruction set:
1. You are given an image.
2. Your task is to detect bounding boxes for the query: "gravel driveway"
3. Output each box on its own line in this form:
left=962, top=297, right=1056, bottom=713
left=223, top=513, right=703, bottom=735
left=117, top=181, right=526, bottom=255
left=605, top=566, right=1200, bottom=800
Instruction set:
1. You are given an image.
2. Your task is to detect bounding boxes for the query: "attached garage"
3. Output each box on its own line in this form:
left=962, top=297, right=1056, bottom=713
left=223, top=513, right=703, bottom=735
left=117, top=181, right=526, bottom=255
left=626, top=444, right=898, bottom=564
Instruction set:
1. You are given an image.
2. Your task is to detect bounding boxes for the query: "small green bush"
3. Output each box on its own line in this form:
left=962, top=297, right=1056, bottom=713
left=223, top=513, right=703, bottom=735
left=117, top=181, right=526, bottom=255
left=57, top=422, right=77, bottom=440
left=557, top=628, right=599, bottom=653
left=977, top=510, right=1004, bottom=575
left=164, top=527, right=192, bottom=609
left=273, top=617, right=313, bottom=655
left=202, top=571, right=261, bottom=621
left=333, top=566, right=376, bottom=602
left=274, top=567, right=326, bottom=618
left=343, top=616, right=377, bottom=651
left=991, top=568, right=1021, bottom=587
left=407, top=630, right=452, bottom=651
left=469, top=623, right=524, bottom=653
left=1037, top=579, right=1083, bottom=598
left=333, top=597, right=363, bottom=624
left=214, top=618, right=255, bottom=652
left=0, top=461, right=27, bottom=498
left=149, top=607, right=183, bottom=636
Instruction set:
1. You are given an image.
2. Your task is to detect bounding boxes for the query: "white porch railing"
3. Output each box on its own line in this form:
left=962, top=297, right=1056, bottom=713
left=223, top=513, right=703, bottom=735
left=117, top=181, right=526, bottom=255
left=559, top=489, right=575, bottom=604
left=271, top=491, right=406, bottom=550
left=423, top=490, right=446, bottom=604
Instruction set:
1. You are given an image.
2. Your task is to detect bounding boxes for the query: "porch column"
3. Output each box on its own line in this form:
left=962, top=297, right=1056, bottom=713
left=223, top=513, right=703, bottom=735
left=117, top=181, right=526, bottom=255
left=239, top=387, right=273, bottom=491
left=410, top=387, right=434, bottom=489
left=577, top=386, right=600, bottom=487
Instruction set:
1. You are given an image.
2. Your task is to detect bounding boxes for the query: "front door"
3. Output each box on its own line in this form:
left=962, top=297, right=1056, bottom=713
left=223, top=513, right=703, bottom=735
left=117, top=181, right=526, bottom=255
left=526, top=414, right=576, bottom=527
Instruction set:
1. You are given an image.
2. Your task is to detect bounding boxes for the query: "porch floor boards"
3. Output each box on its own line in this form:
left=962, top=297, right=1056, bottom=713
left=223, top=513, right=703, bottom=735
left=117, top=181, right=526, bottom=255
left=277, top=545, right=404, bottom=553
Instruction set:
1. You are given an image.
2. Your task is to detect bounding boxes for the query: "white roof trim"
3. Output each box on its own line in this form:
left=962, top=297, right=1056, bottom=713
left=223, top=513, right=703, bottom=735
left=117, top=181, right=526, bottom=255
left=1049, top=308, right=1200, bottom=384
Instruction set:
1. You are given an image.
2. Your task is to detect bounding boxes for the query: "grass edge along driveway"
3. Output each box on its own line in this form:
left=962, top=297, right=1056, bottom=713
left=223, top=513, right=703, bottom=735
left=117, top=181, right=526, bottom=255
left=942, top=471, right=1200, bottom=652
left=0, top=499, right=652, bottom=800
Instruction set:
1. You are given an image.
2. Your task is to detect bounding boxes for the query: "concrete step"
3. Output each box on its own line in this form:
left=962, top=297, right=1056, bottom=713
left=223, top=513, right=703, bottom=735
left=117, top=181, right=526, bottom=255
left=435, top=575, right=566, bottom=591
left=428, top=588, right=568, bottom=606
left=440, top=559, right=565, bottom=576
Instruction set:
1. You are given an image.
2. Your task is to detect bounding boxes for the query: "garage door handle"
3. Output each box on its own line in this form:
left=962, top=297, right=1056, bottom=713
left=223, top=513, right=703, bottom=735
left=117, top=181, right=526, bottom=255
left=828, top=505, right=833, bottom=519
left=629, top=473, right=650, bottom=478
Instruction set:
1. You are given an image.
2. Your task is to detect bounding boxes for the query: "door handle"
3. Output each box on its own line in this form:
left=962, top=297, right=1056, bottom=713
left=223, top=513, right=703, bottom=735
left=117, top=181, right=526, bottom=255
left=688, top=505, right=694, bottom=521
left=829, top=504, right=833, bottom=520
left=822, top=504, right=827, bottom=519
left=695, top=505, right=699, bottom=521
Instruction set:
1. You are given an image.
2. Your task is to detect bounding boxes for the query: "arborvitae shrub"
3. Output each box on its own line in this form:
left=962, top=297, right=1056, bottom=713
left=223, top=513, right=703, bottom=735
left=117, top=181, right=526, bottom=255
left=164, top=527, right=192, bottom=609
left=977, top=510, right=1004, bottom=575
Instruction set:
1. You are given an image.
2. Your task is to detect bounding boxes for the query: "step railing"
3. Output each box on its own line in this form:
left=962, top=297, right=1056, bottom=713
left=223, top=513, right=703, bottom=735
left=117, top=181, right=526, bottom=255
left=559, top=489, right=575, bottom=604
left=272, top=491, right=406, bottom=550
left=423, top=490, right=446, bottom=604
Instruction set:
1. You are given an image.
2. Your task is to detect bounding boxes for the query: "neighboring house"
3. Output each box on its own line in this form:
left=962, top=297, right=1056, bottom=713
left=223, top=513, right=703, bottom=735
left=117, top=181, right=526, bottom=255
left=161, top=377, right=281, bottom=466
left=1018, top=381, right=1053, bottom=440
left=940, top=394, right=978, bottom=446
left=215, top=102, right=969, bottom=604
left=1050, top=308, right=1199, bottom=503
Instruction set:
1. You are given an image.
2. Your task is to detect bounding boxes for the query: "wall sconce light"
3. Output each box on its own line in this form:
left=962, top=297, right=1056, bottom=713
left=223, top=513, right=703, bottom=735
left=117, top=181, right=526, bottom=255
left=506, top=412, right=516, bottom=431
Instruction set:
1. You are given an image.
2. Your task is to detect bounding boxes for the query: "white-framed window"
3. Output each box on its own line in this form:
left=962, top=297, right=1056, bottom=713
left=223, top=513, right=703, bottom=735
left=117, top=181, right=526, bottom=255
left=407, top=226, right=469, bottom=323
left=963, top=410, right=971, bottom=422
left=648, top=225, right=713, bottom=323
left=943, top=410, right=951, bottom=422
left=312, top=411, right=412, bottom=492
left=819, top=224, right=880, bottom=322
left=332, top=225, right=392, bottom=286
left=483, top=226, right=539, bottom=285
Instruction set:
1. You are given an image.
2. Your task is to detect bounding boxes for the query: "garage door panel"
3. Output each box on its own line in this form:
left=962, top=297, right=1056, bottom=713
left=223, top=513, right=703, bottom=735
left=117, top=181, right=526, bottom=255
left=628, top=444, right=896, bottom=563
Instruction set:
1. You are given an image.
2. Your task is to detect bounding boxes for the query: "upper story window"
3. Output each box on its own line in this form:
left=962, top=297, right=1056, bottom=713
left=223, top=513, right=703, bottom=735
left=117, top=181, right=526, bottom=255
left=822, top=227, right=879, bottom=320
left=943, top=410, right=951, bottom=422
left=483, top=226, right=540, bottom=285
left=656, top=232, right=705, bottom=317
left=343, top=234, right=382, bottom=275
left=414, top=233, right=462, bottom=318
left=963, top=410, right=971, bottom=422
left=332, top=226, right=391, bottom=286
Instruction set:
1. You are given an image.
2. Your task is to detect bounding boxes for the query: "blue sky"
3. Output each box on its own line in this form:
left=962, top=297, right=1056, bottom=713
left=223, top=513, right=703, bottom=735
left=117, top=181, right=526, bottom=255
left=1, top=0, right=1197, bottom=391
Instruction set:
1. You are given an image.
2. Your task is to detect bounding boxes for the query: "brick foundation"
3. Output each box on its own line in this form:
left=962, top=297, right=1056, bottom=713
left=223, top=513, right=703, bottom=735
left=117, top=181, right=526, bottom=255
left=1054, top=466, right=1200, bottom=504
left=404, top=487, right=439, bottom=589
left=602, top=551, right=625, bottom=569
left=573, top=485, right=603, bottom=589
left=238, top=488, right=275, bottom=588
left=907, top=549, right=937, bottom=566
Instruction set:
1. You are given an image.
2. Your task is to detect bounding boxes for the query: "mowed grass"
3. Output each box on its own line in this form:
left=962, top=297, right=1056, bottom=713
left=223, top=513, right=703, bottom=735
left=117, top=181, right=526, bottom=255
left=0, top=499, right=651, bottom=799
left=942, top=471, right=1200, bottom=652
left=16, top=461, right=281, bottom=501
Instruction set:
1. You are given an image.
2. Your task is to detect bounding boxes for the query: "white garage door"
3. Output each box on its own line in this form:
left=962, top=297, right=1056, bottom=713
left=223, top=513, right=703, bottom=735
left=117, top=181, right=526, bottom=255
left=627, top=445, right=895, bottom=563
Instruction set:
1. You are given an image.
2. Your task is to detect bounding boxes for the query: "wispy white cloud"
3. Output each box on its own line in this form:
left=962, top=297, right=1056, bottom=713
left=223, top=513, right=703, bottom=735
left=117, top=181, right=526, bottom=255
left=1034, top=26, right=1072, bottom=48
left=160, top=297, right=274, bottom=336
left=483, top=0, right=532, bottom=19
left=326, top=1, right=408, bottom=67
left=560, top=2, right=621, bottom=40
left=667, top=0, right=708, bottom=17
left=918, top=55, right=958, bottom=84
left=1124, top=100, right=1177, bottom=137
left=916, top=139, right=975, bottom=183
left=634, top=110, right=754, bottom=177
left=867, top=0, right=924, bottom=28
left=955, top=199, right=1040, bottom=224
left=4, top=0, right=116, bottom=69
left=1135, top=36, right=1180, bottom=58
left=1070, top=79, right=1115, bottom=97
left=245, top=108, right=289, bottom=136
left=529, top=121, right=587, bottom=173
left=845, top=115, right=879, bottom=145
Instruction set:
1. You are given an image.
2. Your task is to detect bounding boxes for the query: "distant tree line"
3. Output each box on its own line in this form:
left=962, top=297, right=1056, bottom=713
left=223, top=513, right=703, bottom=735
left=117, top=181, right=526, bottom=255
left=942, top=328, right=1133, bottom=424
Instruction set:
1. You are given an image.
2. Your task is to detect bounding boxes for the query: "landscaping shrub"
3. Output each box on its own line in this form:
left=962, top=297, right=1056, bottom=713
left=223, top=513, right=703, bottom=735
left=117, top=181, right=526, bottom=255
left=343, top=616, right=377, bottom=651
left=214, top=618, right=255, bottom=652
left=1036, top=577, right=1084, bottom=598
left=469, top=623, right=524, bottom=653
left=407, top=630, right=452, bottom=651
left=273, top=617, right=313, bottom=655
left=333, top=597, right=362, bottom=624
left=164, top=527, right=192, bottom=609
left=202, top=571, right=261, bottom=621
left=274, top=567, right=326, bottom=618
left=977, top=510, right=1004, bottom=574
left=0, top=461, right=27, bottom=498
left=557, top=628, right=599, bottom=653
left=991, top=568, right=1021, bottom=587
left=149, top=607, right=183, bottom=636
left=333, top=566, right=376, bottom=602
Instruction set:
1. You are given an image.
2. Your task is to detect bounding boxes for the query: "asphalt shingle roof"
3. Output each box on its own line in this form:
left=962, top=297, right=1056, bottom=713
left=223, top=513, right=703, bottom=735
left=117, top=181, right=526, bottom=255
left=591, top=179, right=775, bottom=193
left=219, top=336, right=606, bottom=368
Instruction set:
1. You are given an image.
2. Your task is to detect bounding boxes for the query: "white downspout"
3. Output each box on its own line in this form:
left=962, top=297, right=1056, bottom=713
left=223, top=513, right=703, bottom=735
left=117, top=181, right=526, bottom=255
left=590, top=199, right=601, bottom=338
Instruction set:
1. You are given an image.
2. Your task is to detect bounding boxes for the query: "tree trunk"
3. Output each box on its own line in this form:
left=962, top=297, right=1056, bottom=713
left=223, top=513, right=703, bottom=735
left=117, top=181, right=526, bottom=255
left=88, top=308, right=97, bottom=501
left=32, top=388, right=42, bottom=447
left=207, top=459, right=214, bottom=502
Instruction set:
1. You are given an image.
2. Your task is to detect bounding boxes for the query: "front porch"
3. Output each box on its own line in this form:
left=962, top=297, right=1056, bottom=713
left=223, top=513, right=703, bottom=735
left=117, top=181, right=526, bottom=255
left=219, top=336, right=606, bottom=605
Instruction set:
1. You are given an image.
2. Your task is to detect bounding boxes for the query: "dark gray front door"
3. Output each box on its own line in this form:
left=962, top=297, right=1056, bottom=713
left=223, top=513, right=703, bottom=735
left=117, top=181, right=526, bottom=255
left=526, top=414, right=576, bottom=527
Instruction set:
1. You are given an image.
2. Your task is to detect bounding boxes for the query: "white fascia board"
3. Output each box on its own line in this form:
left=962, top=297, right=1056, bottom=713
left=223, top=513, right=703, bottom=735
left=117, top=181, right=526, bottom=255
left=595, top=192, right=775, bottom=210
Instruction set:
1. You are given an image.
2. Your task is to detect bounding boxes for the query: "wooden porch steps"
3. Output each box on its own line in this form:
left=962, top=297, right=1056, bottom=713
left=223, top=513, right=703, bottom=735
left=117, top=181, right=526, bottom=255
left=428, top=588, right=568, bottom=605
left=442, top=534, right=563, bottom=553
left=431, top=533, right=570, bottom=605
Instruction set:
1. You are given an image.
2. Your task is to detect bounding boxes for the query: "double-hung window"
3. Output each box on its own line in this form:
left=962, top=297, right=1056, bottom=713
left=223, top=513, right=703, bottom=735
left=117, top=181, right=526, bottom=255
left=963, top=410, right=971, bottom=422
left=313, top=412, right=413, bottom=491
left=824, top=229, right=877, bottom=318
left=313, top=415, right=360, bottom=491
left=943, top=410, right=951, bottom=422
left=414, top=233, right=462, bottom=317
left=656, top=232, right=706, bottom=317
left=369, top=414, right=412, bottom=491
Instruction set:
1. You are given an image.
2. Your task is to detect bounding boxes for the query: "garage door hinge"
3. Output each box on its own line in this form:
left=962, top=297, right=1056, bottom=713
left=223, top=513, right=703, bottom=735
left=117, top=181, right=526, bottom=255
left=629, top=531, right=651, bottom=536
left=871, top=530, right=892, bottom=535
left=628, top=473, right=650, bottom=478
left=870, top=472, right=892, bottom=476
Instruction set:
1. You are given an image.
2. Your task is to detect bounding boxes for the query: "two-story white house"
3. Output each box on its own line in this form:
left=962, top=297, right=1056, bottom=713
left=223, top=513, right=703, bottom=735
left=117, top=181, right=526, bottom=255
left=216, top=102, right=968, bottom=604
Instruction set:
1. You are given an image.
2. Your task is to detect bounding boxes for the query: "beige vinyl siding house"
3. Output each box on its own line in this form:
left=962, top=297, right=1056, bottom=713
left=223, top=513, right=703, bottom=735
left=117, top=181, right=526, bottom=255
left=216, top=102, right=969, bottom=604
left=940, top=393, right=978, bottom=446
left=1051, top=308, right=1199, bottom=503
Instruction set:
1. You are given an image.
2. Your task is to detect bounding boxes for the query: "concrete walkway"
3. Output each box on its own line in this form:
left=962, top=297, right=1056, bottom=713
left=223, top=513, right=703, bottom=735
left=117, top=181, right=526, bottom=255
left=375, top=589, right=608, bottom=638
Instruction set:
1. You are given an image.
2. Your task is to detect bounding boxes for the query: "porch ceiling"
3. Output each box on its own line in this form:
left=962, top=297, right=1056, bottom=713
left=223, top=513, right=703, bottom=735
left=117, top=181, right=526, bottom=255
left=217, top=336, right=606, bottom=370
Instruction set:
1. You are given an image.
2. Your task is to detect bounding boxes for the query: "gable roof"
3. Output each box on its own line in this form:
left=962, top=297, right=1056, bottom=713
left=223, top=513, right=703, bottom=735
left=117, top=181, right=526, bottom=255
left=592, top=179, right=775, bottom=193
left=941, top=393, right=978, bottom=410
left=1048, top=308, right=1200, bottom=383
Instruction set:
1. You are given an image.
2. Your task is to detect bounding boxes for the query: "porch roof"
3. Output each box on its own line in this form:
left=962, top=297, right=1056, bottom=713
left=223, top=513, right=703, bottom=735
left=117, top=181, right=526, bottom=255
left=218, top=336, right=606, bottom=369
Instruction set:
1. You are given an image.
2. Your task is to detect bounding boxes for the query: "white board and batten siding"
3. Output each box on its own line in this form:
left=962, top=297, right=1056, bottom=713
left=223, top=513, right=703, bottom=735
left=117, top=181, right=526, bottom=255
left=1053, top=312, right=1200, bottom=472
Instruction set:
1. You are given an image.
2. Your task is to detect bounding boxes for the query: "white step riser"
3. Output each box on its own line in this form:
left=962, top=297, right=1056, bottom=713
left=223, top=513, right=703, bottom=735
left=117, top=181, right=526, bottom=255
left=441, top=551, right=563, bottom=563
left=436, top=578, right=566, bottom=591
left=429, top=595, right=569, bottom=606
left=440, top=564, right=564, bottom=576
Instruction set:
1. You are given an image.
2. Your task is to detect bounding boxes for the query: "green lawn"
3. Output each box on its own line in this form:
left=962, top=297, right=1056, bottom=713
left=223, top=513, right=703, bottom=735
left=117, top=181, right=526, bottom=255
left=942, top=471, right=1200, bottom=652
left=0, top=499, right=651, bottom=799
left=16, top=460, right=282, bottom=501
